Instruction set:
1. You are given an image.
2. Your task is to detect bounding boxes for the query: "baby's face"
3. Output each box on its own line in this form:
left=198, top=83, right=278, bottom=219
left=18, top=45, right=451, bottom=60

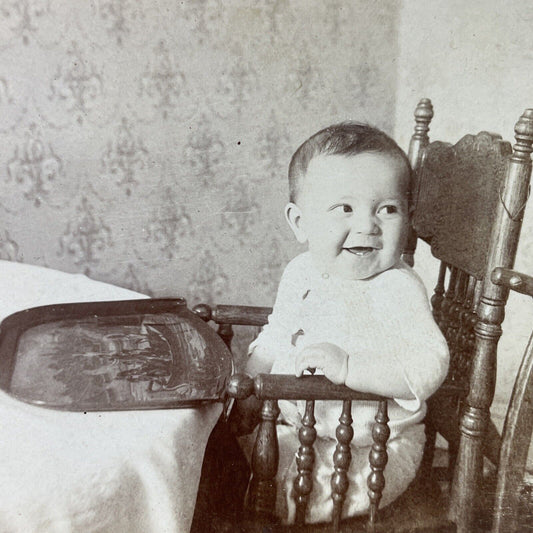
left=286, top=152, right=409, bottom=280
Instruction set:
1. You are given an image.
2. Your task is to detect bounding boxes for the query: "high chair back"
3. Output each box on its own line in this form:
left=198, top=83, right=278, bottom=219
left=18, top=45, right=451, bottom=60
left=407, top=100, right=533, bottom=532
left=193, top=101, right=533, bottom=533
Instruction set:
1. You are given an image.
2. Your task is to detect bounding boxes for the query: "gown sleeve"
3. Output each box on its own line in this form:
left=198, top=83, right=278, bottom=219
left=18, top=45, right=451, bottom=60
left=344, top=266, right=449, bottom=411
left=385, top=268, right=449, bottom=411
left=246, top=254, right=309, bottom=375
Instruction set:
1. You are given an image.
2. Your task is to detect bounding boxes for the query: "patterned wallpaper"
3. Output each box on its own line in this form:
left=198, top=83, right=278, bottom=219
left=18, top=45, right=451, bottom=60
left=0, top=1, right=399, bottom=361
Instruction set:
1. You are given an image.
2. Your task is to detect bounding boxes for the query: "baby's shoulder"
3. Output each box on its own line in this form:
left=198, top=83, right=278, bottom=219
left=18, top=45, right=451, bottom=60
left=380, top=260, right=424, bottom=285
left=281, top=252, right=316, bottom=280
left=374, top=261, right=429, bottom=301
left=276, top=252, right=317, bottom=299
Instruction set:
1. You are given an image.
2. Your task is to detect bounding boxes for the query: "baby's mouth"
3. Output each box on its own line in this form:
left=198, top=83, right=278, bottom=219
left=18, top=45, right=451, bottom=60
left=344, top=246, right=376, bottom=256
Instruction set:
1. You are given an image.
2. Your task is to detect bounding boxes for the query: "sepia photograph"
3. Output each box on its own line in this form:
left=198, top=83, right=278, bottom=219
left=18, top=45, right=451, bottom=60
left=0, top=1, right=531, bottom=531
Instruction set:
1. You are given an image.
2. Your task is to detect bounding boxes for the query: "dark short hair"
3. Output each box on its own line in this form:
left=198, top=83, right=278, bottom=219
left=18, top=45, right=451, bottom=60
left=288, top=121, right=412, bottom=203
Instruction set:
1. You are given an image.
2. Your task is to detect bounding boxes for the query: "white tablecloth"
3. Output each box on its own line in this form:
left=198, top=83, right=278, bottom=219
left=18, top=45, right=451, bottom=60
left=0, top=261, right=221, bottom=533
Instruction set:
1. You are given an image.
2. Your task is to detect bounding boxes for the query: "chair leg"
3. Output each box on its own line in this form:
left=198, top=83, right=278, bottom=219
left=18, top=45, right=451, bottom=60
left=247, top=400, right=280, bottom=522
left=420, top=421, right=437, bottom=483
left=482, top=418, right=501, bottom=467
left=447, top=438, right=458, bottom=481
left=191, top=418, right=251, bottom=532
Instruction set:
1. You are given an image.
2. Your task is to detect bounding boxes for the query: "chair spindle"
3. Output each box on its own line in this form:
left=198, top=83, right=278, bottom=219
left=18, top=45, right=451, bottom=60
left=446, top=270, right=469, bottom=361
left=421, top=262, right=448, bottom=482
left=367, top=400, right=390, bottom=532
left=454, top=275, right=477, bottom=383
left=331, top=400, right=354, bottom=532
left=440, top=266, right=458, bottom=338
left=293, top=400, right=317, bottom=525
left=431, top=262, right=447, bottom=327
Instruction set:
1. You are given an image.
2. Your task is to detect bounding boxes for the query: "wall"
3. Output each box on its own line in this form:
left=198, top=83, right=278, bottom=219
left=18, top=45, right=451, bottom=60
left=3, top=1, right=530, bottom=424
left=394, top=0, right=533, bottom=428
left=0, top=0, right=400, bottom=358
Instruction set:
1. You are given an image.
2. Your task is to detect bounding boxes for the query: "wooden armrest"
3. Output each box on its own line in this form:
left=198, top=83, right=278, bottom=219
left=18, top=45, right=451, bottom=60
left=193, top=304, right=271, bottom=326
left=227, top=373, right=387, bottom=402
left=492, top=267, right=533, bottom=297
left=230, top=373, right=392, bottom=526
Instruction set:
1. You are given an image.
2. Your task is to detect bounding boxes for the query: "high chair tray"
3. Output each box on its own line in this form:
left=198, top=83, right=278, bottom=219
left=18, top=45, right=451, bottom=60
left=0, top=298, right=232, bottom=411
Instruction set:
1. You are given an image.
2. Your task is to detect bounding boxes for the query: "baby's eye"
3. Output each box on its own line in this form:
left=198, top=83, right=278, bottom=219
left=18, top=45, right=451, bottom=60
left=378, top=205, right=399, bottom=215
left=330, top=204, right=353, bottom=213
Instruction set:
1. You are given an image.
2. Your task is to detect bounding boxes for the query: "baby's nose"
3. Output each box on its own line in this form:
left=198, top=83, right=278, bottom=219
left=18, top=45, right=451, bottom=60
left=351, top=211, right=378, bottom=234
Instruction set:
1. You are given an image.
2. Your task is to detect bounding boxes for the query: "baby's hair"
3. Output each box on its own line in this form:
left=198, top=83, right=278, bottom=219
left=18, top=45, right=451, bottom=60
left=288, top=121, right=412, bottom=203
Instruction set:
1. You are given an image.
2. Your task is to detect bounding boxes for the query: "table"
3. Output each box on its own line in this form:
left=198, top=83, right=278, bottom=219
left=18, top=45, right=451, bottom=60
left=0, top=261, right=222, bottom=532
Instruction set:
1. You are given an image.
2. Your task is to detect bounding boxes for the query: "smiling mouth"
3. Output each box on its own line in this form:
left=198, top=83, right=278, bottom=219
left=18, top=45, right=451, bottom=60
left=344, top=247, right=376, bottom=256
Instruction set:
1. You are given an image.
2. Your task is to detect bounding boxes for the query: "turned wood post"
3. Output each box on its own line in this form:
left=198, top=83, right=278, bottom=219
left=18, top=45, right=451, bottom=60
left=293, top=400, right=317, bottom=525
left=331, top=400, right=354, bottom=531
left=367, top=400, right=390, bottom=532
left=404, top=98, right=434, bottom=266
left=248, top=399, right=280, bottom=520
left=440, top=266, right=458, bottom=338
left=430, top=262, right=447, bottom=326
left=491, top=269, right=533, bottom=533
left=450, top=109, right=533, bottom=532
left=192, top=303, right=212, bottom=322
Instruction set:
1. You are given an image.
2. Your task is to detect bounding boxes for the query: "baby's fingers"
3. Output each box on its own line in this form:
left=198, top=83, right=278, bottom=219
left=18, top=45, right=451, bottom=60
left=295, top=364, right=316, bottom=377
left=295, top=349, right=323, bottom=377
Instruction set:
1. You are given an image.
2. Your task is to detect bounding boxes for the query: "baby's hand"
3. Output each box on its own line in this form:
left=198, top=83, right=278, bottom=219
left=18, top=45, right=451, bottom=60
left=295, top=343, right=348, bottom=385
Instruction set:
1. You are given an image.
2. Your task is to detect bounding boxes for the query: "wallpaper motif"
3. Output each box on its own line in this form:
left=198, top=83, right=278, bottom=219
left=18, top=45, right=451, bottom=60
left=58, top=195, right=112, bottom=272
left=139, top=40, right=188, bottom=121
left=0, top=0, right=399, bottom=365
left=101, top=118, right=149, bottom=194
left=7, top=123, right=63, bottom=207
left=49, top=42, right=104, bottom=124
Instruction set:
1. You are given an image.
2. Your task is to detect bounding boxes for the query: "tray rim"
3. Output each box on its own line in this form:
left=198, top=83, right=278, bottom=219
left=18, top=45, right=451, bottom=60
left=0, top=297, right=233, bottom=411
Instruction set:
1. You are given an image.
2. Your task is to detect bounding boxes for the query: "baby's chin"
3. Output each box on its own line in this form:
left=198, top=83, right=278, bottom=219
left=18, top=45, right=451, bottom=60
left=308, top=251, right=402, bottom=281
left=327, top=260, right=399, bottom=281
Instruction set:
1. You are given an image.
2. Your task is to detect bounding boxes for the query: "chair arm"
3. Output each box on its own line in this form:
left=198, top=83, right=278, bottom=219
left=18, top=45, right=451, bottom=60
left=491, top=267, right=533, bottom=297
left=193, top=304, right=271, bottom=326
left=227, top=373, right=387, bottom=402
left=228, top=373, right=391, bottom=527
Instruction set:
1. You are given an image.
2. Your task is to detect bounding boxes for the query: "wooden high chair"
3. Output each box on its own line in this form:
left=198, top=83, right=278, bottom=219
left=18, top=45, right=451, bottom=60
left=192, top=100, right=533, bottom=532
left=490, top=266, right=533, bottom=533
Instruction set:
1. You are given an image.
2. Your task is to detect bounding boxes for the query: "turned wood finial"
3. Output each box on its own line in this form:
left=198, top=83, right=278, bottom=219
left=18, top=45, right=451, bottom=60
left=512, top=108, right=533, bottom=162
left=415, top=97, right=434, bottom=122
left=408, top=97, right=434, bottom=167
left=192, top=303, right=212, bottom=321
left=226, top=373, right=254, bottom=399
left=413, top=98, right=434, bottom=139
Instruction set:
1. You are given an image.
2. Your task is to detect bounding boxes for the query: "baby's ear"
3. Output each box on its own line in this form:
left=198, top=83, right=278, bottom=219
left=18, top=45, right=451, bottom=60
left=284, top=202, right=307, bottom=244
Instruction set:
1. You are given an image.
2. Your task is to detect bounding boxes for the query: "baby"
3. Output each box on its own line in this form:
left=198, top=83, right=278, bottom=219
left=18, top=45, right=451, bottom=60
left=244, top=122, right=449, bottom=524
